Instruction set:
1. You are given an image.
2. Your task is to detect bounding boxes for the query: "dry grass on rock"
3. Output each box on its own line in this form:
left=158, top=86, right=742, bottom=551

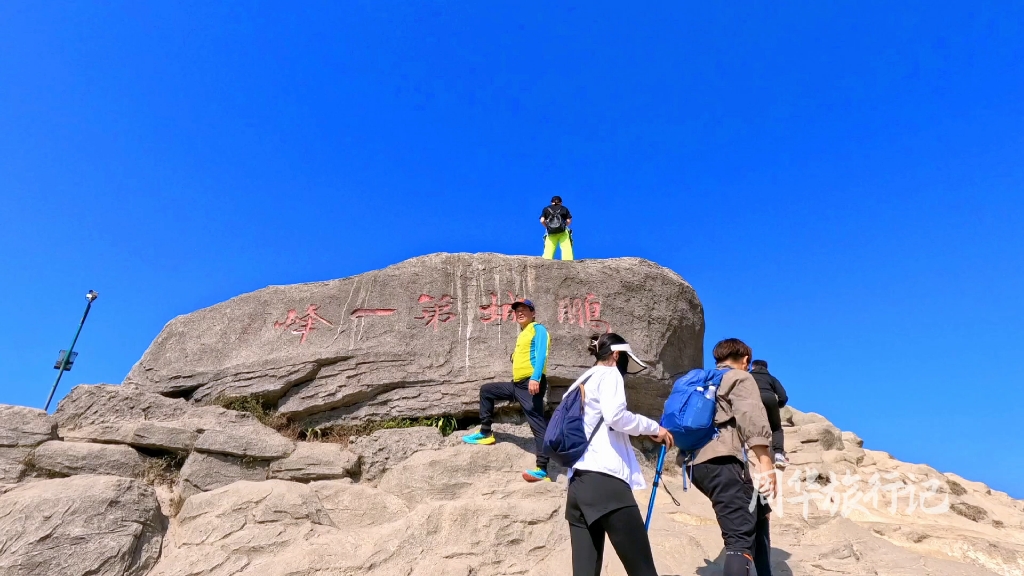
left=142, top=454, right=186, bottom=487
left=951, top=501, right=989, bottom=523
left=299, top=416, right=459, bottom=447
left=947, top=479, right=968, bottom=497
left=213, top=395, right=459, bottom=447
left=213, top=397, right=290, bottom=432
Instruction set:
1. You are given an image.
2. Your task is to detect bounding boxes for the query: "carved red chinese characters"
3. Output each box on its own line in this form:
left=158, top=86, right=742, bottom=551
left=478, top=291, right=519, bottom=324
left=350, top=308, right=397, bottom=319
left=274, top=304, right=334, bottom=344
left=415, top=294, right=455, bottom=331
left=558, top=293, right=610, bottom=332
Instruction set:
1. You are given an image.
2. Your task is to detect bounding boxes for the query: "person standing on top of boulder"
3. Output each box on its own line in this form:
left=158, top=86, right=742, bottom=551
left=541, top=196, right=573, bottom=260
left=750, top=359, right=790, bottom=469
left=680, top=338, right=777, bottom=576
left=463, top=299, right=553, bottom=482
left=564, top=332, right=674, bottom=576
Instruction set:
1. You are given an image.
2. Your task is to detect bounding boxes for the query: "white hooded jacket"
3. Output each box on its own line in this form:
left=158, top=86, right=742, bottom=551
left=567, top=365, right=660, bottom=489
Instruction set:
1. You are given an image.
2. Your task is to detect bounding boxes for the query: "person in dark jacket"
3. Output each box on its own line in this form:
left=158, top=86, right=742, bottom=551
left=750, top=359, right=789, bottom=469
left=540, top=196, right=573, bottom=260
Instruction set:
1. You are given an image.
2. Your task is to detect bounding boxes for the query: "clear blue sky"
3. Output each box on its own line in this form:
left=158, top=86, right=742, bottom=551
left=2, top=2, right=1022, bottom=496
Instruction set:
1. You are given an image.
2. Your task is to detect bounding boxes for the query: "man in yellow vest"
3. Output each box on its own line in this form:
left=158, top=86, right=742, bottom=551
left=463, top=299, right=552, bottom=482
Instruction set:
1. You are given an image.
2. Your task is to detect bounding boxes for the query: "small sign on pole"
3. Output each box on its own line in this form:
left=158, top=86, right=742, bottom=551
left=45, top=290, right=98, bottom=412
left=53, top=351, right=78, bottom=371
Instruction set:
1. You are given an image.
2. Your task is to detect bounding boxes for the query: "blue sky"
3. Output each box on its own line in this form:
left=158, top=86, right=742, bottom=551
left=2, top=2, right=1022, bottom=496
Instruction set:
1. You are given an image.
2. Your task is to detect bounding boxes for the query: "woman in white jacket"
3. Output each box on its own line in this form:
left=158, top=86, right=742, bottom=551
left=564, top=332, right=674, bottom=576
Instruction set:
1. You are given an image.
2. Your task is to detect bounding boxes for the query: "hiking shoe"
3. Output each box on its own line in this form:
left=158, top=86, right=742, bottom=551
left=462, top=432, right=495, bottom=445
left=774, top=453, right=789, bottom=470
left=522, top=468, right=551, bottom=482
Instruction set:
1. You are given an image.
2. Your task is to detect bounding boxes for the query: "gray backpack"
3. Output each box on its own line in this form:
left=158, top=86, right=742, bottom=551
left=545, top=208, right=566, bottom=234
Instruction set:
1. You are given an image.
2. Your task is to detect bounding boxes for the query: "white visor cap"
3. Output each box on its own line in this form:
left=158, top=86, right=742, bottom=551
left=610, top=343, right=649, bottom=374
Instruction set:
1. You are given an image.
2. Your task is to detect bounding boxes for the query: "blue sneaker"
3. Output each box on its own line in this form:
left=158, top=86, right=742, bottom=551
left=462, top=432, right=495, bottom=445
left=522, top=468, right=550, bottom=482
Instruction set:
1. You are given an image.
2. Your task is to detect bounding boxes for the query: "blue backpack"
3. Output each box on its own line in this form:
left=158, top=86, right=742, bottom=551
left=543, top=375, right=601, bottom=468
left=660, top=368, right=728, bottom=487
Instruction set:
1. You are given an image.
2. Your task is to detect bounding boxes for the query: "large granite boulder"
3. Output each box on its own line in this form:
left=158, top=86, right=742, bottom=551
left=0, top=475, right=165, bottom=576
left=124, top=253, right=704, bottom=426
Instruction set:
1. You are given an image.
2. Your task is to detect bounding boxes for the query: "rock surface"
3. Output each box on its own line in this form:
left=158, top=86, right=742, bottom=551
left=0, top=475, right=165, bottom=576
left=0, top=405, right=56, bottom=447
left=1, top=396, right=1023, bottom=576
left=0, top=448, right=30, bottom=483
left=55, top=383, right=219, bottom=429
left=56, top=384, right=294, bottom=458
left=785, top=421, right=845, bottom=453
left=142, top=419, right=1023, bottom=576
left=30, top=440, right=148, bottom=479
left=310, top=480, right=410, bottom=527
left=124, top=253, right=705, bottom=425
left=268, top=442, right=359, bottom=482
left=150, top=480, right=348, bottom=576
left=349, top=425, right=446, bottom=481
left=177, top=451, right=269, bottom=497
left=63, top=421, right=199, bottom=453
left=193, top=427, right=294, bottom=459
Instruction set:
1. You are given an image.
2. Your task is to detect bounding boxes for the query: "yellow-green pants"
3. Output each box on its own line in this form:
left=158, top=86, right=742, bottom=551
left=543, top=231, right=574, bottom=260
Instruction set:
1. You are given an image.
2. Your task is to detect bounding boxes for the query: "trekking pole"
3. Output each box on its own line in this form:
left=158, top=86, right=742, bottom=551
left=644, top=445, right=668, bottom=531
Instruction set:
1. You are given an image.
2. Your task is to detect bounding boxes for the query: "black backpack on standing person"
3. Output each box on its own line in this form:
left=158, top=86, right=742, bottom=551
left=544, top=206, right=567, bottom=234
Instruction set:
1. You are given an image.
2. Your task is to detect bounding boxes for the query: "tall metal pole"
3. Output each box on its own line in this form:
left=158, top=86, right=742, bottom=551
left=44, top=291, right=98, bottom=412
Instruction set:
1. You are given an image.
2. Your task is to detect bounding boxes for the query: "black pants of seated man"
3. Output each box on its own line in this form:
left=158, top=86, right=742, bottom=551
left=760, top=391, right=786, bottom=457
left=691, top=456, right=773, bottom=576
left=479, top=376, right=549, bottom=471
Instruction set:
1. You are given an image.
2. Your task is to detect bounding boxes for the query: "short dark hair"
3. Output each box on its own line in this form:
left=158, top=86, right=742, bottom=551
left=751, top=359, right=768, bottom=369
left=551, top=195, right=562, bottom=204
left=712, top=338, right=752, bottom=363
left=588, top=332, right=625, bottom=361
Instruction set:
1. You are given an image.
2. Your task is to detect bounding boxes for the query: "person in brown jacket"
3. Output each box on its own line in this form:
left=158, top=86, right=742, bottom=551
left=678, top=338, right=777, bottom=576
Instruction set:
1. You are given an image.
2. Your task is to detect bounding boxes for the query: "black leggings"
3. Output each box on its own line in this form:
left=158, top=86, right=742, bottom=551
left=570, top=506, right=658, bottom=576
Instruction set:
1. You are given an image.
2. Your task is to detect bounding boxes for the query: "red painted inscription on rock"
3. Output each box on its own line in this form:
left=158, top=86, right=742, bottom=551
left=478, top=291, right=519, bottom=324
left=274, top=304, right=334, bottom=344
left=414, top=294, right=455, bottom=331
left=350, top=308, right=398, bottom=319
left=557, top=293, right=610, bottom=332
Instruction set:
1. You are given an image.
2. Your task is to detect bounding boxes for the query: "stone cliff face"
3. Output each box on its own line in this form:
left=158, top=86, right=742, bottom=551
left=2, top=393, right=1023, bottom=576
left=1, top=254, right=1022, bottom=576
left=124, top=253, right=704, bottom=426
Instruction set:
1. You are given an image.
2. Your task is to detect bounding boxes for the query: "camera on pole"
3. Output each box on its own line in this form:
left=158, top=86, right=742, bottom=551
left=44, top=290, right=99, bottom=411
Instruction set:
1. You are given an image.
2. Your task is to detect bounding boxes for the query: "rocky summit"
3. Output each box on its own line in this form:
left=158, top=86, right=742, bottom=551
left=1, top=254, right=1023, bottom=576
left=125, top=253, right=704, bottom=426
